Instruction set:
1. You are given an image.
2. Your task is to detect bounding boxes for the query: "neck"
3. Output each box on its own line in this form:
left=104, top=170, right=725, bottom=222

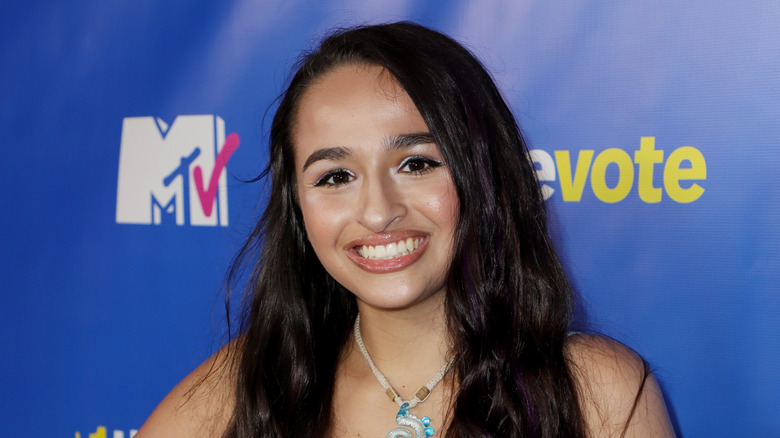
left=353, top=292, right=451, bottom=400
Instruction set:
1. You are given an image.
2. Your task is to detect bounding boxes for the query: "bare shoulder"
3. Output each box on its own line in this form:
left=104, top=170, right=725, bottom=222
left=135, top=343, right=237, bottom=438
left=565, top=333, right=676, bottom=437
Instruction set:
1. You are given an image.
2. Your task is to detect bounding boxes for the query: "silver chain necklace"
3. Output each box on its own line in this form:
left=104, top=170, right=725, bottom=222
left=353, top=314, right=454, bottom=438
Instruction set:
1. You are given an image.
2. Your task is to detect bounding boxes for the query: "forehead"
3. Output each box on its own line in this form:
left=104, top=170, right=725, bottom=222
left=292, top=64, right=429, bottom=163
left=300, top=63, right=410, bottom=115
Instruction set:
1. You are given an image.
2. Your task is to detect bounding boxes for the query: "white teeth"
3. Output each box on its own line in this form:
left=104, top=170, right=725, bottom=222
left=386, top=242, right=398, bottom=258
left=358, top=238, right=422, bottom=260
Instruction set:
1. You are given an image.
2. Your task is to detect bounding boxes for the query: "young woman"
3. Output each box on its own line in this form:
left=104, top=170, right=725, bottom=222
left=138, top=22, right=675, bottom=437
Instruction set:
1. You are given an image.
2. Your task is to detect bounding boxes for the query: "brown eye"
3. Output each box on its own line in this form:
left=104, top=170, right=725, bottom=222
left=399, top=156, right=443, bottom=174
left=331, top=172, right=351, bottom=184
left=314, top=169, right=354, bottom=187
left=406, top=160, right=426, bottom=172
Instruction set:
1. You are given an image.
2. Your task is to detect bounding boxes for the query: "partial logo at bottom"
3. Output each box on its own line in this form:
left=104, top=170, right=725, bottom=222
left=75, top=426, right=137, bottom=438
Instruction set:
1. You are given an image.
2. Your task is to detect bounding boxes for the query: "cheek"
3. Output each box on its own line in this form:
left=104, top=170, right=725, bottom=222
left=441, top=182, right=460, bottom=226
left=411, top=177, right=460, bottom=248
left=299, top=197, right=324, bottom=245
left=426, top=179, right=459, bottom=229
left=298, top=192, right=350, bottom=251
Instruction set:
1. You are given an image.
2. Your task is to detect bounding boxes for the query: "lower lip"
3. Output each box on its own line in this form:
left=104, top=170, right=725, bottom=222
left=346, top=238, right=428, bottom=273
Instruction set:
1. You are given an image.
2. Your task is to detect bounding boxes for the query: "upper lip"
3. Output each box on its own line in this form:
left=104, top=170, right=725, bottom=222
left=345, top=230, right=428, bottom=248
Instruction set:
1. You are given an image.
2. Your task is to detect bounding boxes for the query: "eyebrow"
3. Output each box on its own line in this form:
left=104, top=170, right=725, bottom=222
left=385, top=132, right=436, bottom=151
left=301, top=132, right=436, bottom=171
left=302, top=146, right=350, bottom=171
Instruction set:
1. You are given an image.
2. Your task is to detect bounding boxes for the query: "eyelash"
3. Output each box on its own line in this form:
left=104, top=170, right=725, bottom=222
left=399, top=156, right=443, bottom=174
left=312, top=156, right=443, bottom=188
left=314, top=169, right=354, bottom=187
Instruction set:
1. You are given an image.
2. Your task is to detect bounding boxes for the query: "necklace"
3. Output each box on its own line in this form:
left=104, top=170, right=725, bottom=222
left=353, top=314, right=454, bottom=438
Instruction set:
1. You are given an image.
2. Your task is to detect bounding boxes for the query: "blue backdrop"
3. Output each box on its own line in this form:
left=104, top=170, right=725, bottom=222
left=2, top=1, right=778, bottom=436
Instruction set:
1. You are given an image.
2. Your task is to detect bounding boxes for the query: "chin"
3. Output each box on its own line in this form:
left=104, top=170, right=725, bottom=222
left=350, top=285, right=443, bottom=311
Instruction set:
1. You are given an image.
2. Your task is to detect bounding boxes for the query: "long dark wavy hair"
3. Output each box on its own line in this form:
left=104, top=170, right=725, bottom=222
left=224, top=21, right=587, bottom=437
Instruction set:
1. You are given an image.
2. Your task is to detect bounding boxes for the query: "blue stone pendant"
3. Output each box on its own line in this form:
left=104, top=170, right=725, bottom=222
left=386, top=403, right=435, bottom=438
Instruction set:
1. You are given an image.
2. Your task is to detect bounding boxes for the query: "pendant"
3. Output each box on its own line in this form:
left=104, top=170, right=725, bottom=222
left=386, top=403, right=435, bottom=438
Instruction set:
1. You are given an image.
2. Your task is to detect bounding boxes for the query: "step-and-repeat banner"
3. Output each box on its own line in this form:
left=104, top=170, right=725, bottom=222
left=2, top=1, right=778, bottom=436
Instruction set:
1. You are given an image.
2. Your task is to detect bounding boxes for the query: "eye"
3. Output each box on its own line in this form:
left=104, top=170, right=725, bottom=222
left=399, top=156, right=443, bottom=174
left=314, top=169, right=354, bottom=187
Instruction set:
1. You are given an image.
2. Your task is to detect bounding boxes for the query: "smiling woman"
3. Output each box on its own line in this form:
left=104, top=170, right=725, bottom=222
left=136, top=22, right=674, bottom=437
left=296, top=64, right=458, bottom=311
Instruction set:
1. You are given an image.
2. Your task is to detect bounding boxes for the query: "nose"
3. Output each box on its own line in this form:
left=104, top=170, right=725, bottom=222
left=358, top=173, right=406, bottom=232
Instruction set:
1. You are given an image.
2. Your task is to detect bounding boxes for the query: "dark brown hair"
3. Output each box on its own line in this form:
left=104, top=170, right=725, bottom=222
left=225, top=21, right=586, bottom=437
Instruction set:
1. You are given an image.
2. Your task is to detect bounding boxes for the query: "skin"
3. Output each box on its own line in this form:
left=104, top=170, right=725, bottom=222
left=567, top=334, right=677, bottom=437
left=294, top=64, right=459, bottom=314
left=135, top=64, right=676, bottom=438
left=135, top=346, right=234, bottom=437
left=294, top=64, right=459, bottom=436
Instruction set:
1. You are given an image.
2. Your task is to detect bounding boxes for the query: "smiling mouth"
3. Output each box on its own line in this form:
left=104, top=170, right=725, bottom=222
left=356, top=237, right=421, bottom=260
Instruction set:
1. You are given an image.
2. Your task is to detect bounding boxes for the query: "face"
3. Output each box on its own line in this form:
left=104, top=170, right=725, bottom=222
left=293, top=64, right=459, bottom=311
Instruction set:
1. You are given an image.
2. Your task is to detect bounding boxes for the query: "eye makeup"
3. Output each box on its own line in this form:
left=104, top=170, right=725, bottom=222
left=313, top=168, right=355, bottom=187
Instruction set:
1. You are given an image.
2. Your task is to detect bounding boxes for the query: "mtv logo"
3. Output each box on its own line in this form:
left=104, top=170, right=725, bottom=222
left=116, top=115, right=239, bottom=226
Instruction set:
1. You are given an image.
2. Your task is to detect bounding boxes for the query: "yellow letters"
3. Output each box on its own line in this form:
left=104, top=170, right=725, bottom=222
left=664, top=146, right=706, bottom=203
left=591, top=148, right=634, bottom=203
left=555, top=150, right=593, bottom=202
left=634, top=137, right=664, bottom=203
left=531, top=137, right=706, bottom=203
